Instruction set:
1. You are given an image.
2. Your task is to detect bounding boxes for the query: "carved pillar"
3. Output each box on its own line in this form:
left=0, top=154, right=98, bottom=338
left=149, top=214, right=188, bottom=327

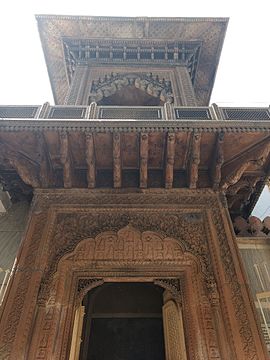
left=165, top=133, right=176, bottom=189
left=140, top=133, right=148, bottom=188
left=162, top=293, right=187, bottom=360
left=85, top=133, right=96, bottom=188
left=64, top=65, right=89, bottom=105
left=175, top=66, right=197, bottom=106
left=69, top=306, right=85, bottom=360
left=0, top=212, right=47, bottom=359
left=113, top=133, right=121, bottom=188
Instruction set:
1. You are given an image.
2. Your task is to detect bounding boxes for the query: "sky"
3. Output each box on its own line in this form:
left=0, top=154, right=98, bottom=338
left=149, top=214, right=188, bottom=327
left=0, top=0, right=269, bottom=217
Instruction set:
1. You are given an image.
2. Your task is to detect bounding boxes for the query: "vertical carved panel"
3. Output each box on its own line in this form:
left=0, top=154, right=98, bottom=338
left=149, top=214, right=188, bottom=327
left=65, top=65, right=89, bottom=105
left=162, top=300, right=187, bottom=360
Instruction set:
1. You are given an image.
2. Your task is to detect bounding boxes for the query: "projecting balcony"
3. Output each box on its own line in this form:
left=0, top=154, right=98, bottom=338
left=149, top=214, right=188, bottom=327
left=0, top=103, right=270, bottom=121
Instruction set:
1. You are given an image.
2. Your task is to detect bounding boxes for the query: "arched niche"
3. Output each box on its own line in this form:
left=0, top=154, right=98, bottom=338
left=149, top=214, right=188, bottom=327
left=88, top=73, right=174, bottom=106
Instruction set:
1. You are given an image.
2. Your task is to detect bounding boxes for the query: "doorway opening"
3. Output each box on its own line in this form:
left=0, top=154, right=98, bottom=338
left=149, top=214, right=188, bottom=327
left=79, top=282, right=166, bottom=360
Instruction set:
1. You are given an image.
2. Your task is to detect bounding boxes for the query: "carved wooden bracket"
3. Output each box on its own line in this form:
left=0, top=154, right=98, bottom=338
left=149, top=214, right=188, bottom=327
left=221, top=138, right=270, bottom=191
left=89, top=72, right=174, bottom=104
left=0, top=141, right=40, bottom=188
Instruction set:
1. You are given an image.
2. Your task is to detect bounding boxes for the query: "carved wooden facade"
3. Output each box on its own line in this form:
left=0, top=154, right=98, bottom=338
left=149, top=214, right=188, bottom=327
left=0, top=190, right=268, bottom=359
left=0, top=15, right=269, bottom=359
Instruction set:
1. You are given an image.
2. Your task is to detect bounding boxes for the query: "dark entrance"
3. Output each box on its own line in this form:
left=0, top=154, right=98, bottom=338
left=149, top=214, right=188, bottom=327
left=79, top=282, right=166, bottom=360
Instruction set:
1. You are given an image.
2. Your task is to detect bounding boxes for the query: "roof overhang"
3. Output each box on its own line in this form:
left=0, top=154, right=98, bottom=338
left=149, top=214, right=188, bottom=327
left=36, top=15, right=228, bottom=105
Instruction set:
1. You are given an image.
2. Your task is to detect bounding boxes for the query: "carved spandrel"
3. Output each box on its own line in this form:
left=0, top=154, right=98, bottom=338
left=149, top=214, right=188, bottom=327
left=188, top=133, right=201, bottom=189
left=59, top=131, right=73, bottom=188
left=85, top=133, right=96, bottom=188
left=140, top=133, right=148, bottom=188
left=113, top=133, right=121, bottom=188
left=165, top=133, right=175, bottom=189
left=154, top=278, right=182, bottom=304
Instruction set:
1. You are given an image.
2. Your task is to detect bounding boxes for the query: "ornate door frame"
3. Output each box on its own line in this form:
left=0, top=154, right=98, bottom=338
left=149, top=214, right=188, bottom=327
left=29, top=225, right=223, bottom=360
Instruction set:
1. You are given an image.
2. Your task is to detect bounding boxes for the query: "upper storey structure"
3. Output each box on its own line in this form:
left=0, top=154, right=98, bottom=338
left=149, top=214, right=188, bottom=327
left=36, top=15, right=228, bottom=106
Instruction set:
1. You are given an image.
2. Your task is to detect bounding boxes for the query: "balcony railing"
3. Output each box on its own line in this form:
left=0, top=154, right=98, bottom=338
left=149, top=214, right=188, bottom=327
left=0, top=103, right=269, bottom=121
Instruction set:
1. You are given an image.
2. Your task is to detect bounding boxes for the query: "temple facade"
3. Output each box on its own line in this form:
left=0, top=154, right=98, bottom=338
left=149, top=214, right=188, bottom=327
left=0, top=15, right=269, bottom=359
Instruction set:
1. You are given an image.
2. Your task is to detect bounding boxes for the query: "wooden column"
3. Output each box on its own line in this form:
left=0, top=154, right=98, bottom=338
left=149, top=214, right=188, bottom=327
left=140, top=133, right=148, bottom=188
left=165, top=133, right=176, bottom=189
left=69, top=306, right=85, bottom=360
left=188, top=133, right=201, bottom=189
left=212, top=132, right=224, bottom=190
left=162, top=294, right=187, bottom=360
left=113, top=133, right=121, bottom=188
left=60, top=131, right=73, bottom=188
left=85, top=133, right=95, bottom=188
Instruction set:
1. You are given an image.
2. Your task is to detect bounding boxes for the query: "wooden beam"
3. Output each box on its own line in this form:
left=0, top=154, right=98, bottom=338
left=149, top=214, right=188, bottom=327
left=140, top=133, right=148, bottom=188
left=212, top=132, right=224, bottom=190
left=188, top=133, right=201, bottom=189
left=85, top=133, right=96, bottom=188
left=113, top=133, right=121, bottom=188
left=165, top=133, right=175, bottom=189
left=59, top=131, right=73, bottom=188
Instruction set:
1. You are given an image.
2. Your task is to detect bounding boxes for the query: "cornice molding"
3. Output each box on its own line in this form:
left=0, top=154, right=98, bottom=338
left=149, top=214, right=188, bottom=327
left=0, top=119, right=269, bottom=133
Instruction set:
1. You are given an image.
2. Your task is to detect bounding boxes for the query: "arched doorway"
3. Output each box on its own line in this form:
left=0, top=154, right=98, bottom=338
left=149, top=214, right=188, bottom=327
left=78, top=282, right=166, bottom=360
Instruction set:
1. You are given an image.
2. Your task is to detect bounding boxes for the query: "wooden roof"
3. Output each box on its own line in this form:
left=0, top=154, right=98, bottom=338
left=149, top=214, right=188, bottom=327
left=36, top=15, right=228, bottom=105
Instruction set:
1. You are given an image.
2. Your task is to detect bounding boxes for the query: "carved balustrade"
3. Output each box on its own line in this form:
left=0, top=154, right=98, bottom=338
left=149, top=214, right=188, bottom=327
left=0, top=103, right=269, bottom=121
